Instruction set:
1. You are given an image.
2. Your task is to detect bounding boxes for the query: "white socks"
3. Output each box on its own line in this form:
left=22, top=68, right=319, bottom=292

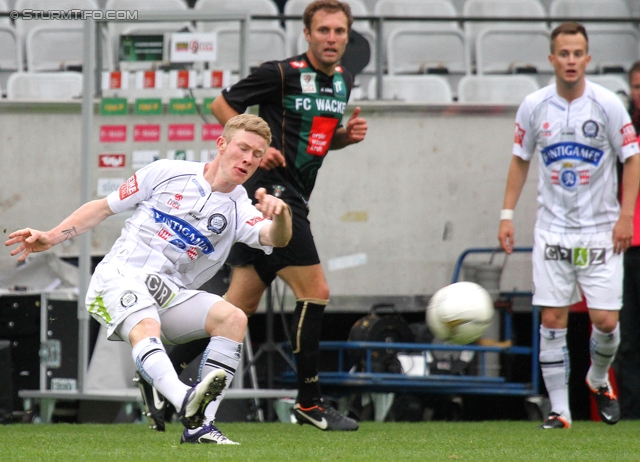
left=587, top=324, right=620, bottom=389
left=539, top=326, right=571, bottom=421
left=199, top=336, right=242, bottom=423
left=132, top=337, right=189, bottom=411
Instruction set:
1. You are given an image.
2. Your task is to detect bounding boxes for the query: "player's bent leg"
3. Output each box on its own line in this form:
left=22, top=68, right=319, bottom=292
left=125, top=311, right=191, bottom=430
left=133, top=371, right=167, bottom=431
left=192, top=335, right=243, bottom=436
left=178, top=369, right=226, bottom=429
left=161, top=296, right=246, bottom=439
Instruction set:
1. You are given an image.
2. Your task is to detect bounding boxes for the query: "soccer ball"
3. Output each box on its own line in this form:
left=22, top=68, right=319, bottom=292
left=426, top=281, right=495, bottom=345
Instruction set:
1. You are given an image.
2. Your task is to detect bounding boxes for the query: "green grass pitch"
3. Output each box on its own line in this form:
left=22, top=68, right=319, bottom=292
left=2, top=420, right=640, bottom=461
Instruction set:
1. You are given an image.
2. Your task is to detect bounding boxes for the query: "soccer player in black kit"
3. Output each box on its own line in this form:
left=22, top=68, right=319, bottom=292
left=212, top=0, right=367, bottom=431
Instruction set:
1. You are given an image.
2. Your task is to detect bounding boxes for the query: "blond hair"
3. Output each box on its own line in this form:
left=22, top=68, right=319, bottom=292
left=222, top=113, right=272, bottom=146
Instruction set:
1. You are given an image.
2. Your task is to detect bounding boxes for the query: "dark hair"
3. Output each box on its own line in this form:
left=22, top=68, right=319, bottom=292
left=550, top=22, right=588, bottom=53
left=303, top=0, right=353, bottom=31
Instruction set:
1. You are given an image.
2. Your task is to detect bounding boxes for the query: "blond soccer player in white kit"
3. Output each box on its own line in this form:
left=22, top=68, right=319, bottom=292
left=5, top=114, right=292, bottom=444
left=498, top=22, right=640, bottom=429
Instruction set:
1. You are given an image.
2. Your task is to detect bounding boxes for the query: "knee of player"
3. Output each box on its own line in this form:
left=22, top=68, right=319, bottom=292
left=207, top=300, right=248, bottom=330
left=228, top=305, right=248, bottom=328
left=239, top=302, right=260, bottom=317
left=129, top=317, right=161, bottom=344
left=540, top=308, right=568, bottom=329
left=592, top=316, right=619, bottom=334
left=314, top=285, right=330, bottom=301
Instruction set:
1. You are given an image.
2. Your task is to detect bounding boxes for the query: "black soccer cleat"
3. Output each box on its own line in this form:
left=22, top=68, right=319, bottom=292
left=539, top=412, right=570, bottom=429
left=177, top=369, right=226, bottom=430
left=587, top=378, right=620, bottom=425
left=134, top=371, right=166, bottom=432
left=293, top=399, right=359, bottom=431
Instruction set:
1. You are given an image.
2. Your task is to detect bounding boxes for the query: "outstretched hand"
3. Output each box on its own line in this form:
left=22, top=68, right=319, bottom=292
left=254, top=188, right=290, bottom=220
left=5, top=228, right=53, bottom=262
left=345, top=107, right=367, bottom=144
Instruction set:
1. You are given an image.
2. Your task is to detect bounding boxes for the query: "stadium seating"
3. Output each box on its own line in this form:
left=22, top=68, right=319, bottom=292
left=25, top=26, right=84, bottom=72
left=6, top=71, right=83, bottom=100
left=475, top=27, right=552, bottom=75
left=367, top=75, right=453, bottom=103
left=373, top=0, right=459, bottom=40
left=374, top=0, right=462, bottom=75
left=0, top=0, right=11, bottom=26
left=14, top=0, right=99, bottom=38
left=457, top=75, right=540, bottom=103
left=549, top=0, right=630, bottom=25
left=194, top=0, right=281, bottom=31
left=387, top=27, right=469, bottom=75
left=194, top=0, right=286, bottom=73
left=0, top=24, right=22, bottom=78
left=462, top=0, right=548, bottom=75
left=588, top=75, right=631, bottom=96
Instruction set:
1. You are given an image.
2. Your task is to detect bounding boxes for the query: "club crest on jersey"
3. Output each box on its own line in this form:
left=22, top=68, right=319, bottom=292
left=207, top=213, right=227, bottom=234
left=300, top=72, right=317, bottom=93
left=557, top=166, right=579, bottom=190
left=151, top=208, right=214, bottom=254
left=272, top=185, right=286, bottom=198
left=582, top=120, right=599, bottom=138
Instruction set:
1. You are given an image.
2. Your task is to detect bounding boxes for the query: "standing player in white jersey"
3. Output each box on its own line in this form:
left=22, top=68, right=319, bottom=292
left=5, top=114, right=292, bottom=444
left=498, top=22, right=640, bottom=429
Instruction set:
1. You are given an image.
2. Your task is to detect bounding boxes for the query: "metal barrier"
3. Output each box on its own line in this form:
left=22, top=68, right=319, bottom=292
left=284, top=247, right=540, bottom=399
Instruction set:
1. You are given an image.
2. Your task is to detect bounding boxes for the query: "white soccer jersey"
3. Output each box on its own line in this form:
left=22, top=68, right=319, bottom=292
left=513, top=80, right=639, bottom=233
left=102, top=159, right=272, bottom=290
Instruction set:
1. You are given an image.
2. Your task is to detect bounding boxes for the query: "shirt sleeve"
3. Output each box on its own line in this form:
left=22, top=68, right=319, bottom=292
left=512, top=98, right=536, bottom=161
left=233, top=192, right=273, bottom=255
left=221, top=61, right=282, bottom=115
left=605, top=96, right=640, bottom=162
left=106, top=160, right=169, bottom=214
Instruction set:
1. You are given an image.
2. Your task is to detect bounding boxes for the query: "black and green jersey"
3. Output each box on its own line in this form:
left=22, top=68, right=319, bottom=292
left=220, top=53, right=354, bottom=201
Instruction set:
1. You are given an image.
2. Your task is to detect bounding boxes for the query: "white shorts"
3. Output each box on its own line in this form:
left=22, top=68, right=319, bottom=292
left=532, top=228, right=622, bottom=310
left=85, top=262, right=223, bottom=341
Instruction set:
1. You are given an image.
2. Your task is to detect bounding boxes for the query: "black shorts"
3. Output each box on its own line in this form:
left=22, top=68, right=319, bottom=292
left=226, top=181, right=320, bottom=285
